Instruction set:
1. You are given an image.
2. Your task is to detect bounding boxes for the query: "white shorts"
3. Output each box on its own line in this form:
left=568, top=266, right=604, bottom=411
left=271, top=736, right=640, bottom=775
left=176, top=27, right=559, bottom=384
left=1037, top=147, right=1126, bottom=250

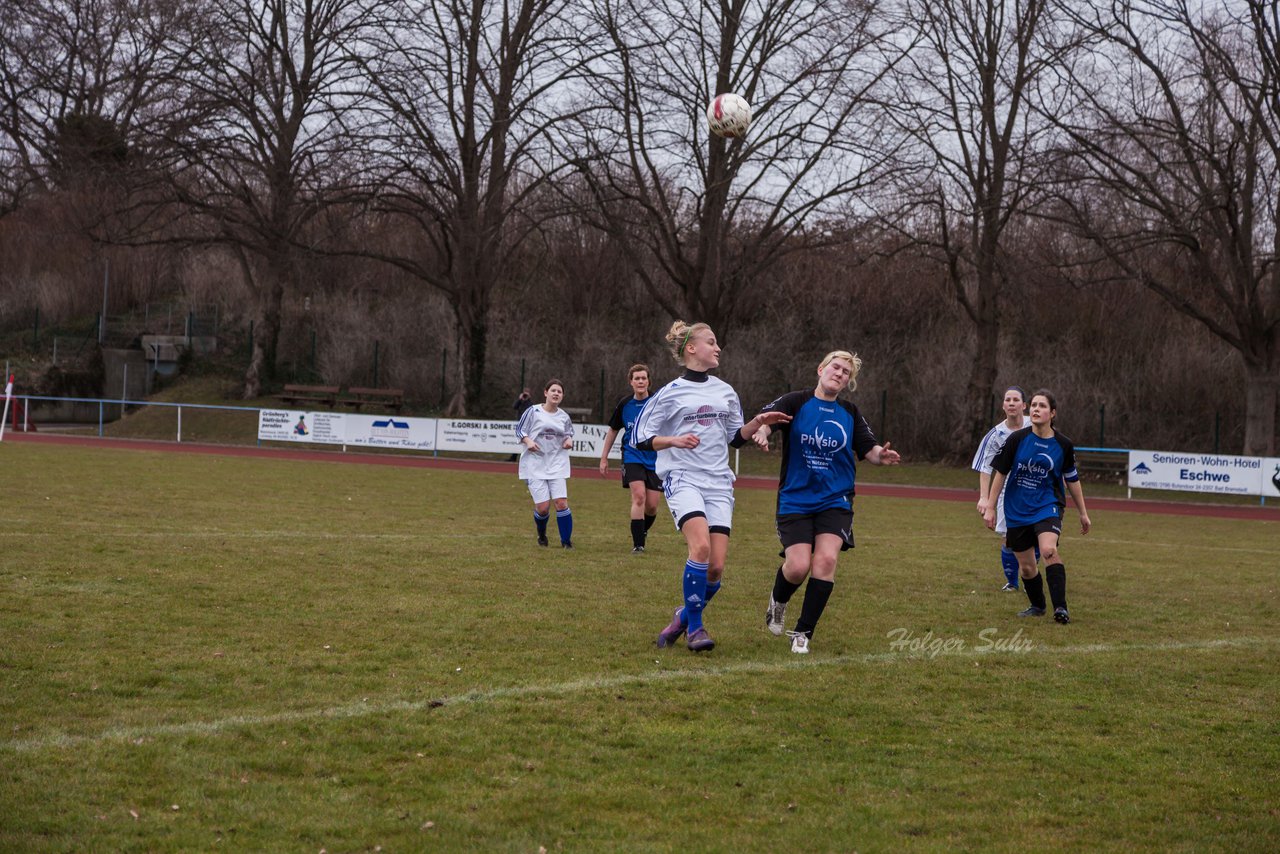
left=995, top=490, right=1009, bottom=536
left=528, top=478, right=568, bottom=504
left=665, top=479, right=734, bottom=532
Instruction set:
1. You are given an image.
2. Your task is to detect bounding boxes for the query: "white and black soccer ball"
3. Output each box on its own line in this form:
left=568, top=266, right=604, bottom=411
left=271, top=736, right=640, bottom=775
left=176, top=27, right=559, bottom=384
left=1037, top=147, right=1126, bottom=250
left=706, top=92, right=752, bottom=139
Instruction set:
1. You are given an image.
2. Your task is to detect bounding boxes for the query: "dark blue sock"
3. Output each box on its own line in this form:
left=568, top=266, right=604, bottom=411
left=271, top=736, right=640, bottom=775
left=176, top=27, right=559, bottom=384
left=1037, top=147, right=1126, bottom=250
left=682, top=560, right=709, bottom=633
left=556, top=508, right=573, bottom=544
left=1001, top=547, right=1020, bottom=588
left=534, top=511, right=549, bottom=539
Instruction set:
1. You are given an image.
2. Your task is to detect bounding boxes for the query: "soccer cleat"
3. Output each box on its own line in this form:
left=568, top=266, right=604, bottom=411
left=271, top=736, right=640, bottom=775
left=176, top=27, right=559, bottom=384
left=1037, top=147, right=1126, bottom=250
left=765, top=596, right=787, bottom=636
left=1018, top=606, right=1046, bottom=617
left=655, top=607, right=687, bottom=648
left=1053, top=607, right=1071, bottom=624
left=787, top=630, right=810, bottom=654
left=631, top=546, right=645, bottom=555
left=1000, top=582, right=1020, bottom=592
left=561, top=541, right=573, bottom=549
left=686, top=627, right=716, bottom=652
left=537, top=535, right=548, bottom=547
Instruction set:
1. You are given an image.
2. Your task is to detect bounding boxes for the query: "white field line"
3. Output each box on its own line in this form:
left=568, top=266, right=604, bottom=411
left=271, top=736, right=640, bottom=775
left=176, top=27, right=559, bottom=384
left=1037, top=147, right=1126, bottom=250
left=1, top=529, right=1277, bottom=556
left=3, top=636, right=1273, bottom=755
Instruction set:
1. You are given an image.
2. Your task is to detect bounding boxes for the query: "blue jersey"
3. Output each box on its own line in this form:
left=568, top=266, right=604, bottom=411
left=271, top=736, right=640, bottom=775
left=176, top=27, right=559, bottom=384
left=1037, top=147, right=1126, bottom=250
left=758, top=391, right=879, bottom=516
left=607, top=395, right=657, bottom=469
left=991, top=426, right=1079, bottom=527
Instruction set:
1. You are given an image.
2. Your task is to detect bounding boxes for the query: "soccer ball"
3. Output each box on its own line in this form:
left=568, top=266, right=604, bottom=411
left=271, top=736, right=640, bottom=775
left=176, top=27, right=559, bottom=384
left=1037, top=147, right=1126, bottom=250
left=706, top=93, right=752, bottom=139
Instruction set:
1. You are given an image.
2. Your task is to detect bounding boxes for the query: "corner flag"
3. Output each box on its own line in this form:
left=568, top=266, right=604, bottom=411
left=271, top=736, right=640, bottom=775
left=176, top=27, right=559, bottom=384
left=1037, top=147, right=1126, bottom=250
left=0, top=374, right=12, bottom=442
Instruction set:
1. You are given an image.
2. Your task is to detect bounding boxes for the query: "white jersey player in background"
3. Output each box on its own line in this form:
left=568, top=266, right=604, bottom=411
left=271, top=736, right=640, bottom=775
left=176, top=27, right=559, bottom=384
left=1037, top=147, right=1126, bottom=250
left=632, top=320, right=791, bottom=652
left=972, top=385, right=1036, bottom=590
left=516, top=379, right=576, bottom=548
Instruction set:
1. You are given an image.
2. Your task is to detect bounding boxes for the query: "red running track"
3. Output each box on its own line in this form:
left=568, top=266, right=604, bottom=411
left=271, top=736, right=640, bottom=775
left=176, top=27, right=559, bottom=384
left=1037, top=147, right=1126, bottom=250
left=6, top=431, right=1279, bottom=522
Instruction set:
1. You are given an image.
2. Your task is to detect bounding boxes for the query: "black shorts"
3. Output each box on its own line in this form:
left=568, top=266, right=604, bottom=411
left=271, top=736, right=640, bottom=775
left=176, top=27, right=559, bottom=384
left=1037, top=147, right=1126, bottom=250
left=622, top=463, right=662, bottom=491
left=1006, top=517, right=1061, bottom=552
left=776, top=507, right=854, bottom=553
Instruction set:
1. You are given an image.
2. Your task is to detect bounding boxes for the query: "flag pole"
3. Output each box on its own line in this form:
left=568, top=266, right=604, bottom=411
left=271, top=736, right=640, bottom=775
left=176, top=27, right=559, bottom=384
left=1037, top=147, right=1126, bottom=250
left=0, top=374, right=13, bottom=442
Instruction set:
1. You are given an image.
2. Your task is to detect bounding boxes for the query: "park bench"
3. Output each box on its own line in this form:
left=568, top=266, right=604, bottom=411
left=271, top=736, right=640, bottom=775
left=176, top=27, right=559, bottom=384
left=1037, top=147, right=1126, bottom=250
left=277, top=384, right=340, bottom=408
left=343, top=387, right=405, bottom=412
left=1075, top=449, right=1128, bottom=484
left=562, top=406, right=592, bottom=423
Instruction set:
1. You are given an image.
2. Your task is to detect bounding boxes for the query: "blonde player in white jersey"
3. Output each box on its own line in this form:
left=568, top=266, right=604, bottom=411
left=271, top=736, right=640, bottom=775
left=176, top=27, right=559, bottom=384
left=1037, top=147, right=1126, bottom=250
left=632, top=320, right=792, bottom=652
left=515, top=379, right=576, bottom=548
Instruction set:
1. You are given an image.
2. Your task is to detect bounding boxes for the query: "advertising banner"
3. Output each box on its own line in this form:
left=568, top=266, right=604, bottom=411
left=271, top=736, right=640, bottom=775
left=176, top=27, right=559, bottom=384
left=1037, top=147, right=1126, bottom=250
left=341, top=413, right=436, bottom=451
left=258, top=409, right=347, bottom=445
left=1262, top=457, right=1280, bottom=499
left=1126, top=450, right=1263, bottom=496
left=436, top=419, right=525, bottom=455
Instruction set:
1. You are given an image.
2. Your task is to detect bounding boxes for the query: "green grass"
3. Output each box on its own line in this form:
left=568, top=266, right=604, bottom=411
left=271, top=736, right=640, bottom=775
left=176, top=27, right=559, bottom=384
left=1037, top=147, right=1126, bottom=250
left=2, top=443, right=1278, bottom=852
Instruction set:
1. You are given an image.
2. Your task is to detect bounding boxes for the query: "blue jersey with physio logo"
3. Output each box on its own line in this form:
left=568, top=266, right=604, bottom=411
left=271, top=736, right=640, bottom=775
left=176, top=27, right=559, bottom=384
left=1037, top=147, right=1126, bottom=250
left=758, top=391, right=879, bottom=515
left=990, top=426, right=1079, bottom=527
left=607, top=395, right=657, bottom=469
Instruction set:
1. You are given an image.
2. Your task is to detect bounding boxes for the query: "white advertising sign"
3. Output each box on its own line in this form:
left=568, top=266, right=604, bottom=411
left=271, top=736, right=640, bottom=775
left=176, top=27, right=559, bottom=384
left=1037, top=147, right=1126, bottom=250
left=1127, top=450, right=1263, bottom=496
left=573, top=422, right=623, bottom=461
left=258, top=409, right=347, bottom=445
left=1262, top=457, right=1280, bottom=499
left=436, top=419, right=526, bottom=454
left=341, top=413, right=436, bottom=451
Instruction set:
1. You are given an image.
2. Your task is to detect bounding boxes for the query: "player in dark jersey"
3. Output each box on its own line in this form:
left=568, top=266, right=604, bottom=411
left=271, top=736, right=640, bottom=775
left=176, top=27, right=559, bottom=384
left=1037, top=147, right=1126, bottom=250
left=752, top=350, right=901, bottom=654
left=984, top=389, right=1092, bottom=623
left=598, top=364, right=663, bottom=553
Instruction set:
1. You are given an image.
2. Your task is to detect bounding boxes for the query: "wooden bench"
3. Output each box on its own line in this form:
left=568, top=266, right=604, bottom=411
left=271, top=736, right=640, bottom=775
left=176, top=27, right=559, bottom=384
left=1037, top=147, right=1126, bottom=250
left=562, top=406, right=592, bottom=423
left=277, top=384, right=340, bottom=408
left=343, top=387, right=405, bottom=412
left=1075, top=449, right=1127, bottom=483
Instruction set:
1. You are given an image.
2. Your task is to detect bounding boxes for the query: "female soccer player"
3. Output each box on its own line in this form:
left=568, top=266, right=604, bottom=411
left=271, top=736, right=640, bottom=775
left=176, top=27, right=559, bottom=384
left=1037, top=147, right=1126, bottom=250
left=984, top=389, right=1092, bottom=623
left=515, top=379, right=576, bottom=548
left=752, top=350, right=901, bottom=654
left=632, top=320, right=791, bottom=652
left=598, top=364, right=663, bottom=554
left=972, top=386, right=1032, bottom=591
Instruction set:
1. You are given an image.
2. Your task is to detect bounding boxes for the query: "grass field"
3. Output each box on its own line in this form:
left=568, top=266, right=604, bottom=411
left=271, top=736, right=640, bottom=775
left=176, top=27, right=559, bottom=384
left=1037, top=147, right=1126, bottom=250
left=1, top=441, right=1278, bottom=852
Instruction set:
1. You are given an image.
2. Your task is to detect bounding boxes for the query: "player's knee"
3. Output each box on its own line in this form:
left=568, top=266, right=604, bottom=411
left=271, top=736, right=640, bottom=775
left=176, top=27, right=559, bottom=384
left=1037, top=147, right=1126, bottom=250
left=1040, top=546, right=1059, bottom=564
left=811, top=554, right=838, bottom=580
left=553, top=498, right=569, bottom=512
left=707, top=564, right=724, bottom=583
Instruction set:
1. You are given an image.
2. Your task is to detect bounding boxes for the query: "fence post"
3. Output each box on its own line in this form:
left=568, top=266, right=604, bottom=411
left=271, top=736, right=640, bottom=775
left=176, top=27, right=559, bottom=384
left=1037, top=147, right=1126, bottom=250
left=519, top=358, right=526, bottom=395
left=1098, top=403, right=1105, bottom=446
left=310, top=329, right=317, bottom=380
left=440, top=349, right=447, bottom=406
left=988, top=392, right=995, bottom=426
left=52, top=337, right=58, bottom=365
left=32, top=308, right=39, bottom=347
left=247, top=320, right=254, bottom=365
left=186, top=311, right=193, bottom=348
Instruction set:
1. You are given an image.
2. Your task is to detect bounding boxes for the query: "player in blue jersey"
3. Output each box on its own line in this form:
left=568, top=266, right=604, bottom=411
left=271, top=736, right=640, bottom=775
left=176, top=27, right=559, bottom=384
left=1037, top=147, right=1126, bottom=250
left=984, top=389, right=1091, bottom=623
left=972, top=386, right=1033, bottom=591
left=751, top=350, right=901, bottom=654
left=515, top=379, right=576, bottom=548
left=632, top=320, right=792, bottom=652
left=598, top=364, right=663, bottom=554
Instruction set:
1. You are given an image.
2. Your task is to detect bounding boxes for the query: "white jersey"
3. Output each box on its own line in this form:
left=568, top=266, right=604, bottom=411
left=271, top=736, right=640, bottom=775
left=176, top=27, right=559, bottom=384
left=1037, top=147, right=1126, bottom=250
left=516, top=405, right=575, bottom=480
left=972, top=416, right=1029, bottom=534
left=971, top=417, right=1030, bottom=474
left=630, top=374, right=745, bottom=489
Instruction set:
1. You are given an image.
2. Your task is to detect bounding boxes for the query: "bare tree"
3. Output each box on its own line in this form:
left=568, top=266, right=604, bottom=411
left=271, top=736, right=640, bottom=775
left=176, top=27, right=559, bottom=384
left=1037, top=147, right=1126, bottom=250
left=887, top=0, right=1074, bottom=454
left=155, top=0, right=378, bottom=397
left=565, top=0, right=905, bottom=340
left=349, top=0, right=598, bottom=416
left=1050, top=0, right=1279, bottom=455
left=0, top=0, right=196, bottom=215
